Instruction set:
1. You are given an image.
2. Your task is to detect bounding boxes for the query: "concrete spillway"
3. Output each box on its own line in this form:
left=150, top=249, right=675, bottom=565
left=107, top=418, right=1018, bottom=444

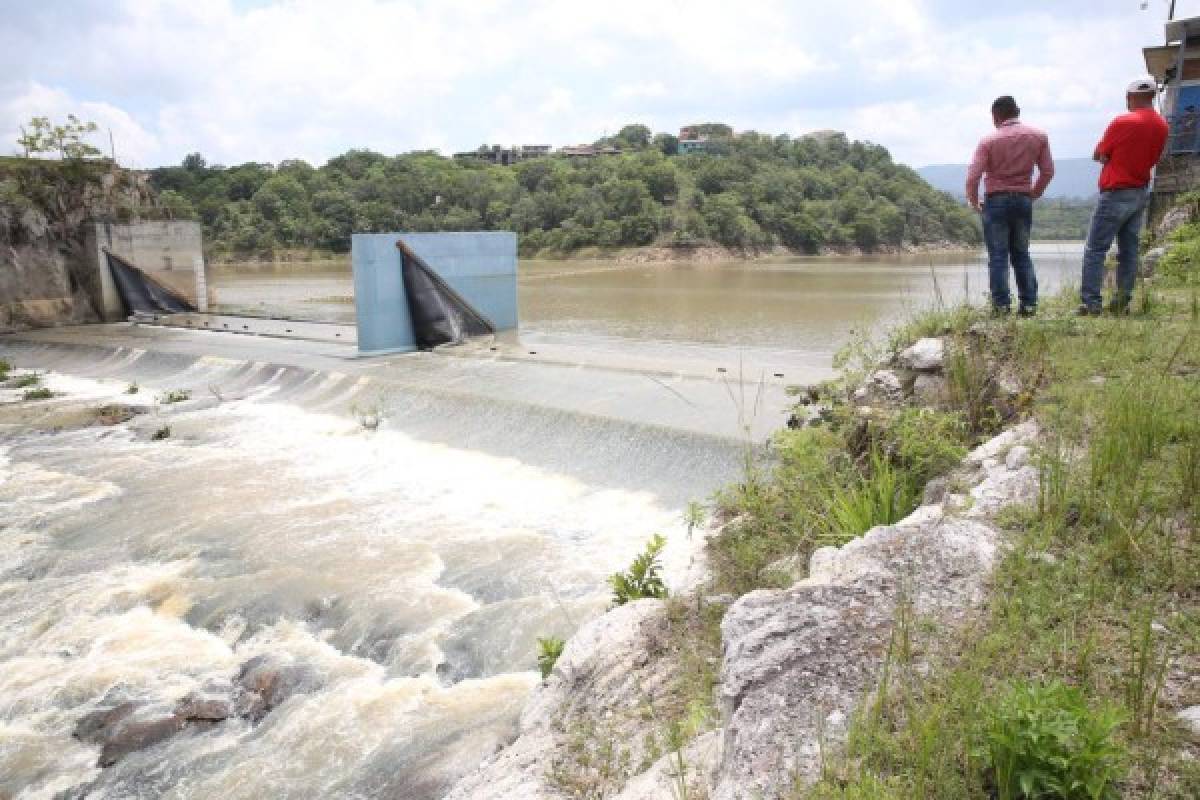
left=0, top=322, right=789, bottom=799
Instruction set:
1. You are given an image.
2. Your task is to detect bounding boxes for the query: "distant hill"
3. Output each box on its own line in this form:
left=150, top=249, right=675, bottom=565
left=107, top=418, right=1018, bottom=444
left=919, top=157, right=1101, bottom=199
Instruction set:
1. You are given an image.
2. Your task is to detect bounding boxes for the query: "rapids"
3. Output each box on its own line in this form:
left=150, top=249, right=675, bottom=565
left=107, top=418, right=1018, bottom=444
left=0, top=349, right=737, bottom=799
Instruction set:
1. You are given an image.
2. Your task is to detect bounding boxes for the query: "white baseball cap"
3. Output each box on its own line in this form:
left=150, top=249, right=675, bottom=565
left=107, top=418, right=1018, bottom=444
left=1127, top=76, right=1157, bottom=94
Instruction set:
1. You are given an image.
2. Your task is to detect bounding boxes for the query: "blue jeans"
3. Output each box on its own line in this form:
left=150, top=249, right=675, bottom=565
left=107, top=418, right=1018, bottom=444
left=1081, top=187, right=1149, bottom=309
left=983, top=193, right=1036, bottom=309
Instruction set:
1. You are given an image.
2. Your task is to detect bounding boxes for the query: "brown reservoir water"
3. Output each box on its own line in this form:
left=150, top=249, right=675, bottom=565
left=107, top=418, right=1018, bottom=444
left=211, top=242, right=1085, bottom=383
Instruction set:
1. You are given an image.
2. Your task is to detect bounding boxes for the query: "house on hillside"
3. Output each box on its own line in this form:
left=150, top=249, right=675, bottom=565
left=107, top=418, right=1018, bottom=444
left=453, top=144, right=551, bottom=166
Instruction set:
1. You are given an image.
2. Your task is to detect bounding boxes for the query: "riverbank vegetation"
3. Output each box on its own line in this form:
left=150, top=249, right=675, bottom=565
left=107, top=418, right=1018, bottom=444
left=806, top=290, right=1199, bottom=799
left=687, top=284, right=1199, bottom=798
left=147, top=126, right=980, bottom=260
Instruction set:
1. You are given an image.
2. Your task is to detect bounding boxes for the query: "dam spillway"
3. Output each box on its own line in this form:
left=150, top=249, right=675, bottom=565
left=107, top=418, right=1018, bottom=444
left=0, top=320, right=788, bottom=799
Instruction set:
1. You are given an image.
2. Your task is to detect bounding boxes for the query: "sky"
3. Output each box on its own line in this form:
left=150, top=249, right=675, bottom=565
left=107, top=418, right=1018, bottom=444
left=0, top=0, right=1192, bottom=170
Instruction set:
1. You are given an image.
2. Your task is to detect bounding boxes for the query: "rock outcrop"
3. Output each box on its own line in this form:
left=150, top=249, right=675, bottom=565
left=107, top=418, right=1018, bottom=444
left=712, top=420, right=1038, bottom=799
left=70, top=653, right=323, bottom=768
left=1, top=160, right=157, bottom=331
left=446, top=416, right=1042, bottom=800
left=444, top=599, right=694, bottom=800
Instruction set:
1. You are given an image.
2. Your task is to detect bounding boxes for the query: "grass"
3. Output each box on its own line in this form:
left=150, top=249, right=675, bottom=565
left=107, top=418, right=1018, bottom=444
left=22, top=387, right=54, bottom=401
left=12, top=372, right=41, bottom=389
left=797, top=291, right=1200, bottom=799
left=708, top=402, right=973, bottom=596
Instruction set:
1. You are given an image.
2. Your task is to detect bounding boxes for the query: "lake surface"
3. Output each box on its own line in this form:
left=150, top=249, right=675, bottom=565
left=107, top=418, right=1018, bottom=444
left=210, top=243, right=1085, bottom=382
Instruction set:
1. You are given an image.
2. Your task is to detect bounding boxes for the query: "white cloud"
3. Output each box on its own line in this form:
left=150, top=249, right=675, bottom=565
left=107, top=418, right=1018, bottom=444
left=614, top=82, right=668, bottom=101
left=0, top=0, right=1171, bottom=168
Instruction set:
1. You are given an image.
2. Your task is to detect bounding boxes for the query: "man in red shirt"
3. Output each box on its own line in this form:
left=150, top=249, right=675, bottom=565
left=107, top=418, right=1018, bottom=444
left=1079, top=76, right=1170, bottom=314
left=966, top=96, right=1055, bottom=316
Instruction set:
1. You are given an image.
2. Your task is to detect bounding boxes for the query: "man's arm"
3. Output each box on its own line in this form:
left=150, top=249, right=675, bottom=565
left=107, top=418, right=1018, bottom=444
left=965, top=140, right=988, bottom=211
left=1094, top=119, right=1118, bottom=164
left=1031, top=136, right=1055, bottom=199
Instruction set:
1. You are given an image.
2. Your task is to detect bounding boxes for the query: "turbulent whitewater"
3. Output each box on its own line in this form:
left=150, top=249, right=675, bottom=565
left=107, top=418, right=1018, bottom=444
left=0, top=345, right=740, bottom=799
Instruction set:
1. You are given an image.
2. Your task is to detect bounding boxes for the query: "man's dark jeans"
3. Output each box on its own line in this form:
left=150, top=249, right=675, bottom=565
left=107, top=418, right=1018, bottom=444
left=982, top=192, right=1037, bottom=310
left=1081, top=187, right=1149, bottom=310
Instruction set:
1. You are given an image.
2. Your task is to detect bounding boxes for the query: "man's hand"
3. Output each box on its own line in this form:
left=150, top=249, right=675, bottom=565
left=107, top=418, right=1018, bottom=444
left=969, top=198, right=982, bottom=213
left=1030, top=189, right=1044, bottom=201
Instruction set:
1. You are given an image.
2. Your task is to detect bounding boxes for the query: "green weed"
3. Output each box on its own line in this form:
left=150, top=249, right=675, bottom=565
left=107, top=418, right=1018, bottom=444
left=984, top=681, right=1125, bottom=800
left=151, top=425, right=171, bottom=440
left=22, top=387, right=54, bottom=400
left=610, top=534, right=669, bottom=606
left=537, top=636, right=565, bottom=680
left=12, top=372, right=41, bottom=388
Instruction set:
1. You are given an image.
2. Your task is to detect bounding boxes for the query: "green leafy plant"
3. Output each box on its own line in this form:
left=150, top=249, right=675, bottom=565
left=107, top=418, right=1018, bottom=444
left=984, top=681, right=1125, bottom=800
left=151, top=425, right=171, bottom=441
left=22, top=387, right=54, bottom=401
left=0, top=359, right=10, bottom=380
left=609, top=534, right=669, bottom=606
left=537, top=636, right=565, bottom=680
left=12, top=372, right=41, bottom=388
left=824, top=448, right=919, bottom=544
left=157, top=388, right=191, bottom=404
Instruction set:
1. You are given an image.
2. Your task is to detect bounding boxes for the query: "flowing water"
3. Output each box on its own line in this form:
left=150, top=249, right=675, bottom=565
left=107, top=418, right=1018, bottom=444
left=1, top=244, right=1084, bottom=798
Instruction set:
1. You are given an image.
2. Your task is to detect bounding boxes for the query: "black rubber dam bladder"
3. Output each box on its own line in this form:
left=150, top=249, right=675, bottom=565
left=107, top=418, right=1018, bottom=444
left=395, top=239, right=495, bottom=350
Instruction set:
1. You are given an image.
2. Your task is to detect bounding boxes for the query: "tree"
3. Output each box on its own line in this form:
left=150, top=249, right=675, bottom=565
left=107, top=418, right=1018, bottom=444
left=615, top=124, right=652, bottom=150
left=182, top=152, right=207, bottom=172
left=16, top=115, right=101, bottom=160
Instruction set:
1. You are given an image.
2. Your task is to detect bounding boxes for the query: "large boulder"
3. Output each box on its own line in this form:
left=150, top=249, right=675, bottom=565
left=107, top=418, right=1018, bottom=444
left=898, top=338, right=945, bottom=372
left=444, top=599, right=678, bottom=800
left=711, top=422, right=1039, bottom=800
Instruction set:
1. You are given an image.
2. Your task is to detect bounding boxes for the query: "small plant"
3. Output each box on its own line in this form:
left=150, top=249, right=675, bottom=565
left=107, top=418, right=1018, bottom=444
left=151, top=426, right=171, bottom=440
left=157, top=388, right=191, bottom=404
left=683, top=501, right=706, bottom=538
left=984, top=681, right=1125, bottom=800
left=0, top=358, right=10, bottom=380
left=124, top=382, right=139, bottom=395
left=609, top=534, right=669, bottom=606
left=537, top=636, right=566, bottom=680
left=13, top=372, right=41, bottom=388
left=823, top=448, right=919, bottom=545
left=22, top=387, right=54, bottom=401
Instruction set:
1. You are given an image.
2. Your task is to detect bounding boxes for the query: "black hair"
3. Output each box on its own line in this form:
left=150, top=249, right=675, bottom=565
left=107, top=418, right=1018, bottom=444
left=991, top=96, right=1020, bottom=120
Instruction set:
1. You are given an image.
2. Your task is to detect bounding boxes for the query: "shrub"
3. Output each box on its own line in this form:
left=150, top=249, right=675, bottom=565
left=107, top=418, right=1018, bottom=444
left=151, top=426, right=171, bottom=440
left=609, top=534, right=668, bottom=606
left=13, top=372, right=41, bottom=388
left=984, top=681, right=1125, bottom=800
left=0, top=359, right=10, bottom=380
left=537, top=637, right=565, bottom=680
left=22, top=387, right=54, bottom=401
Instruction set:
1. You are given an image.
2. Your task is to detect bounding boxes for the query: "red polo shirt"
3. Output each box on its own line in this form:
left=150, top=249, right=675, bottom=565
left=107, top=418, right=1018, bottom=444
left=1096, top=107, right=1169, bottom=190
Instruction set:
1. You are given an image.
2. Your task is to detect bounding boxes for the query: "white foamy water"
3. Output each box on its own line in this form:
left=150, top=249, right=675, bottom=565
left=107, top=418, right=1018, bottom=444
left=0, top=365, right=722, bottom=799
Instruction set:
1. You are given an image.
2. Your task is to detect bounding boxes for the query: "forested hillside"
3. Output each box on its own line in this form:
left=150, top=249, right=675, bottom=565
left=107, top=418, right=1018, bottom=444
left=149, top=127, right=981, bottom=259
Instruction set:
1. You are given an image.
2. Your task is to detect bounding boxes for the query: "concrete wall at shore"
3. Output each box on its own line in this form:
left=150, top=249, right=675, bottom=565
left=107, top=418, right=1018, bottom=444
left=88, top=220, right=207, bottom=320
